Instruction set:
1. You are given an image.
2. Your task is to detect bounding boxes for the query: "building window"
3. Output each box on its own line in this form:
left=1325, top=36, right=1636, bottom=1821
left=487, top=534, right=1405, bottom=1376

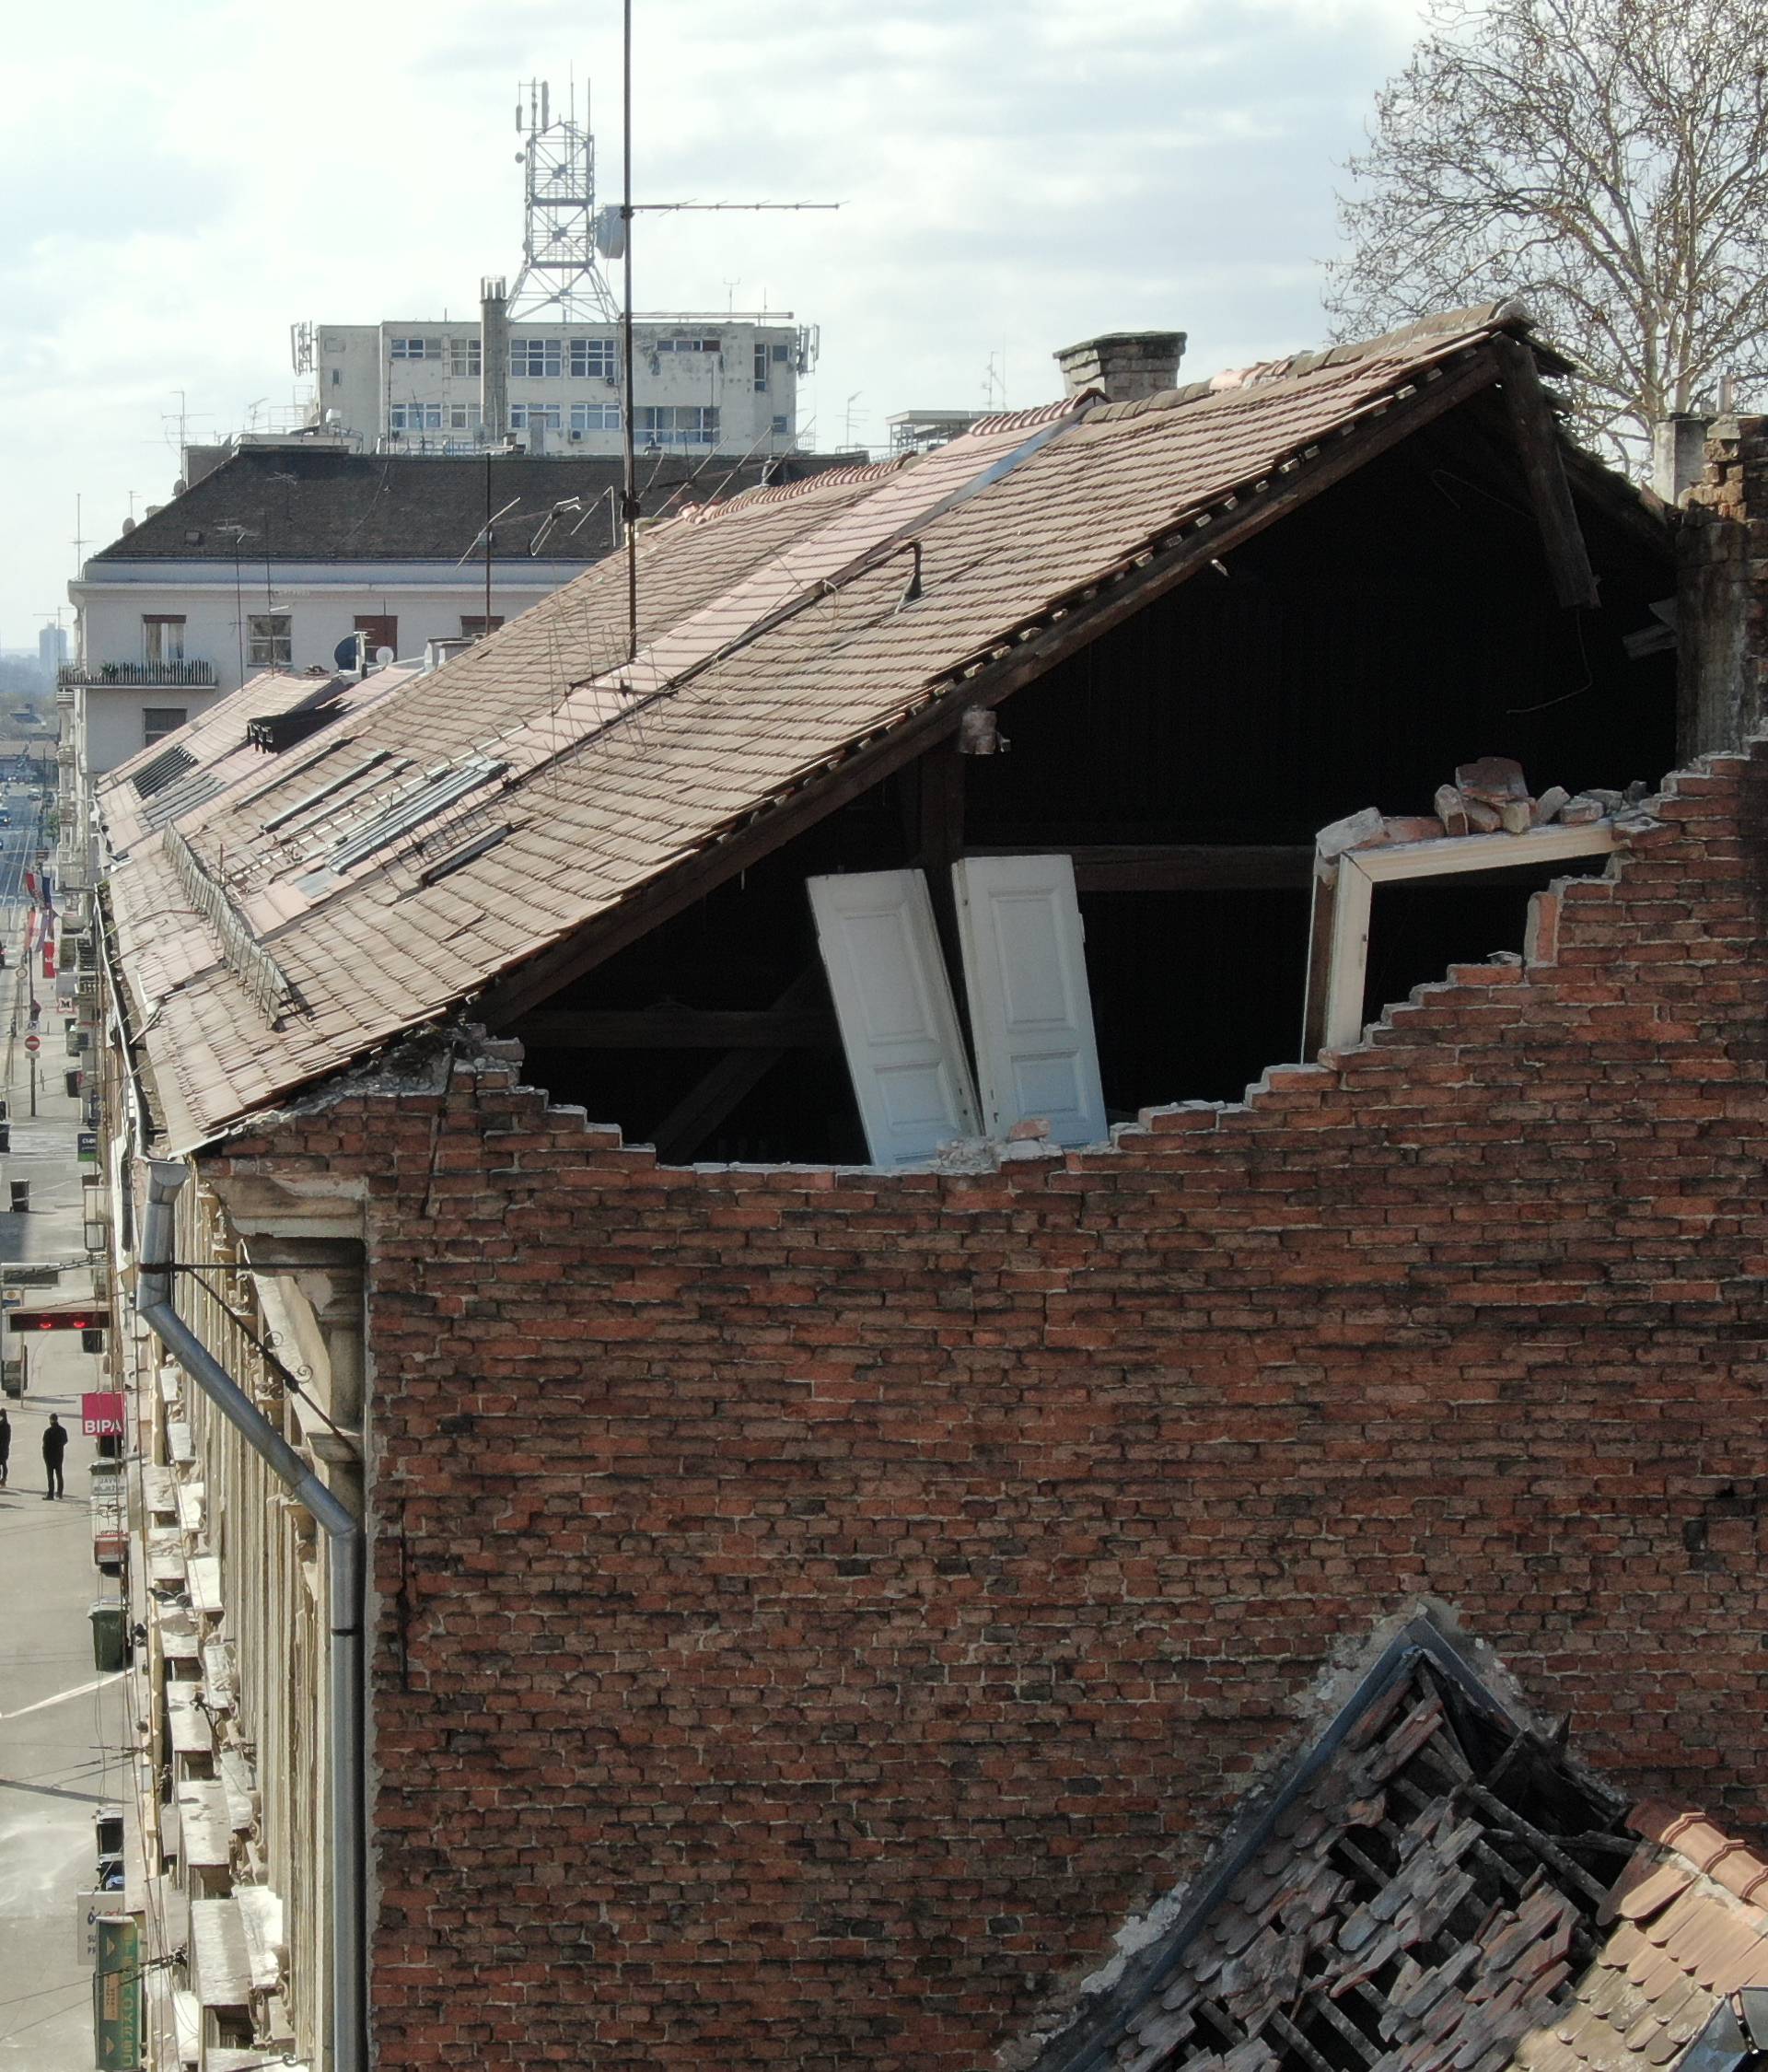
left=389, top=403, right=445, bottom=433
left=448, top=337, right=482, bottom=378
left=143, top=707, right=187, bottom=749
left=448, top=404, right=476, bottom=432
left=510, top=403, right=563, bottom=431
left=509, top=338, right=562, bottom=378
left=772, top=415, right=790, bottom=436
left=753, top=343, right=769, bottom=391
left=771, top=343, right=789, bottom=363
left=655, top=337, right=721, bottom=355
left=389, top=336, right=440, bottom=360
left=331, top=368, right=341, bottom=386
left=569, top=402, right=621, bottom=432
left=570, top=338, right=616, bottom=379
left=459, top=616, right=505, bottom=638
left=635, top=405, right=720, bottom=448
left=141, top=614, right=185, bottom=664
left=247, top=614, right=292, bottom=669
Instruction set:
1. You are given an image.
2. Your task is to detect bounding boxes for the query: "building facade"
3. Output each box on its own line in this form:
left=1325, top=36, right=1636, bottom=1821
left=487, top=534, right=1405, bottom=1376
left=307, top=314, right=815, bottom=458
left=63, top=446, right=822, bottom=774
left=88, top=311, right=1768, bottom=2071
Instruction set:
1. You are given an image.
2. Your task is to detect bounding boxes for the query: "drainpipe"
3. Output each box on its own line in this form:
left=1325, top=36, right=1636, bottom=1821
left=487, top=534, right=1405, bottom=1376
left=136, top=1158, right=365, bottom=2072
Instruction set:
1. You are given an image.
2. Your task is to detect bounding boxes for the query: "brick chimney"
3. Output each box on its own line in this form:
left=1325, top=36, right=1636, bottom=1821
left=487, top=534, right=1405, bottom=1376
left=1651, top=413, right=1712, bottom=505
left=1053, top=331, right=1187, bottom=404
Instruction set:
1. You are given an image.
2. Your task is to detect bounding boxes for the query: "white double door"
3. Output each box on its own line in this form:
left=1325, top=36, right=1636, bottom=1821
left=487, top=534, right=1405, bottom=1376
left=808, top=854, right=1107, bottom=1168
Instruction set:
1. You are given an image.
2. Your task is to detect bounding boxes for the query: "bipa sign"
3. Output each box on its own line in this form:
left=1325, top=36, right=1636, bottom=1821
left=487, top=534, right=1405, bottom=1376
left=81, top=1392, right=124, bottom=1437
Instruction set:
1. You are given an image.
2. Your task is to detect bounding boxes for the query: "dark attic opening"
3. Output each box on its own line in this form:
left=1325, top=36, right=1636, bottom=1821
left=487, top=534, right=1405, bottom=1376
left=497, top=386, right=1678, bottom=1168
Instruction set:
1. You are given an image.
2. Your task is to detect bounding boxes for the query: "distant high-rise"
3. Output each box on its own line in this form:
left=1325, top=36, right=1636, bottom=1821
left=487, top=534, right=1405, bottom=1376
left=37, top=624, right=67, bottom=676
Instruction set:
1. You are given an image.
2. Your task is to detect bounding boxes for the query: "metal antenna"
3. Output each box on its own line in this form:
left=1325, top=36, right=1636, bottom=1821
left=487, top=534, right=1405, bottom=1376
left=508, top=73, right=621, bottom=322
left=621, top=0, right=641, bottom=667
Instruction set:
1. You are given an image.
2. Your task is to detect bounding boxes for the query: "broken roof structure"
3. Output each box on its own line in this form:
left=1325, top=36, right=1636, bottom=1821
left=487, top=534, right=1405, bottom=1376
left=1033, top=1624, right=1768, bottom=2072
left=96, top=302, right=1676, bottom=1156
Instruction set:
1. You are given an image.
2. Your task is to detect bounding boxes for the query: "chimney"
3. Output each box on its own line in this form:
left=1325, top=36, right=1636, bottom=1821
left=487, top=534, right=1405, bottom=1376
left=480, top=276, right=509, bottom=443
left=1053, top=331, right=1187, bottom=404
left=1651, top=413, right=1713, bottom=505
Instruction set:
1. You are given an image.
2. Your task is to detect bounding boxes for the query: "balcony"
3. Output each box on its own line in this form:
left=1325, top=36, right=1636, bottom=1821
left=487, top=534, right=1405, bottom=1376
left=57, top=659, right=217, bottom=690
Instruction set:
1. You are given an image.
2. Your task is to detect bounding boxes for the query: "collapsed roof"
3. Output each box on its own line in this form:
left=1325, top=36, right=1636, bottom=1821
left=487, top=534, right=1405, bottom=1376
left=1031, top=1623, right=1768, bottom=2072
left=94, top=303, right=1673, bottom=1155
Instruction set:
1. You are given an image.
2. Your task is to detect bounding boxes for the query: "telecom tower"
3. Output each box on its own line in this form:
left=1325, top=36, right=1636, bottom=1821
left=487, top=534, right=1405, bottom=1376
left=507, top=77, right=621, bottom=324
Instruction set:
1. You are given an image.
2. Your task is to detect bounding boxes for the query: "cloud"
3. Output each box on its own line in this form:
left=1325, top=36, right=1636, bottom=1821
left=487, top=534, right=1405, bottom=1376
left=0, top=0, right=1427, bottom=643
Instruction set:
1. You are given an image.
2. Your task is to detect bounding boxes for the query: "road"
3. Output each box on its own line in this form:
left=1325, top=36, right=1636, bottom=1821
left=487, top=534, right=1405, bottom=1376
left=0, top=774, right=128, bottom=2068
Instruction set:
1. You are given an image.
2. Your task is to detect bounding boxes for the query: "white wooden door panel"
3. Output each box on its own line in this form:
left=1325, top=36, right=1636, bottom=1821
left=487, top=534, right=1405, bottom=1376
left=808, top=869, right=981, bottom=1167
left=953, top=854, right=1107, bottom=1147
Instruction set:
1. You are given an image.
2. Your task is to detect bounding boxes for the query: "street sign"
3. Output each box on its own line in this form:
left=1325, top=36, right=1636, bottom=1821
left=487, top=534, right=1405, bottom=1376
left=23, top=1032, right=39, bottom=1053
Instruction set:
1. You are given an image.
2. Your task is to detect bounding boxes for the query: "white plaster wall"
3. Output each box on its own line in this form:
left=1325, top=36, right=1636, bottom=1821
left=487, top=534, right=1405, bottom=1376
left=315, top=318, right=801, bottom=451
left=71, top=561, right=586, bottom=770
left=84, top=684, right=226, bottom=774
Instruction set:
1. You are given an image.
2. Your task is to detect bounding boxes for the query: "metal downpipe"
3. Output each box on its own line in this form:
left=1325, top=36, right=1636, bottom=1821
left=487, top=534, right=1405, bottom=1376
left=136, top=1158, right=365, bottom=2072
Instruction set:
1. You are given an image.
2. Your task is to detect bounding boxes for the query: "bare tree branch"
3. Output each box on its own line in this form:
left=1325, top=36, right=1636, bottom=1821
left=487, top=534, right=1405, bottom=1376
left=1322, top=0, right=1768, bottom=469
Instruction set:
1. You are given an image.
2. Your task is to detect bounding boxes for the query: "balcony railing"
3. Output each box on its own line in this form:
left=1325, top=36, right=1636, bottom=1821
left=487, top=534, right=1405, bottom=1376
left=57, top=659, right=217, bottom=689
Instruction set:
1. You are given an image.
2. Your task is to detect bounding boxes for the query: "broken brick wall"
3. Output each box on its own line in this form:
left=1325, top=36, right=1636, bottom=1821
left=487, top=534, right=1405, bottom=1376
left=1677, top=414, right=1768, bottom=758
left=210, top=745, right=1768, bottom=2072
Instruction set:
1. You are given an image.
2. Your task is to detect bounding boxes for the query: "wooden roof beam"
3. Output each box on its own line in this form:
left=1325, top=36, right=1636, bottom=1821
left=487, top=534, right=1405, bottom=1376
left=1492, top=337, right=1600, bottom=610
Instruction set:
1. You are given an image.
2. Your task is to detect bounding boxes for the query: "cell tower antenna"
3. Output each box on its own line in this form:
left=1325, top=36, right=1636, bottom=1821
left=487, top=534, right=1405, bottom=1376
left=507, top=74, right=622, bottom=323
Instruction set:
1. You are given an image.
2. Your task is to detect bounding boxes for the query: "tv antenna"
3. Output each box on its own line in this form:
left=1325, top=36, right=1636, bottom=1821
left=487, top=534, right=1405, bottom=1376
left=595, top=6, right=843, bottom=667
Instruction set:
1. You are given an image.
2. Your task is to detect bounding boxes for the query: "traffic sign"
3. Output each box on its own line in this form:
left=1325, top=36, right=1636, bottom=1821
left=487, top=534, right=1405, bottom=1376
left=22, top=1033, right=39, bottom=1053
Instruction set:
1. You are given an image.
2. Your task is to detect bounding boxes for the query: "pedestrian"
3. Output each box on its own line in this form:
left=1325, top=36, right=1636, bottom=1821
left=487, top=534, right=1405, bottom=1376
left=41, top=1411, right=65, bottom=1500
left=0, top=1404, right=9, bottom=1485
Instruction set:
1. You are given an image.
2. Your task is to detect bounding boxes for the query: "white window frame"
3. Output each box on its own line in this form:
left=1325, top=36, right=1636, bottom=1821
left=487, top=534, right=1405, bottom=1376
left=141, top=614, right=186, bottom=665
left=510, top=403, right=562, bottom=432
left=247, top=613, right=292, bottom=670
left=142, top=706, right=188, bottom=748
left=568, top=402, right=621, bottom=433
left=448, top=337, right=482, bottom=378
left=569, top=338, right=616, bottom=379
left=509, top=338, right=562, bottom=378
left=1309, top=822, right=1617, bottom=1052
left=389, top=336, right=439, bottom=361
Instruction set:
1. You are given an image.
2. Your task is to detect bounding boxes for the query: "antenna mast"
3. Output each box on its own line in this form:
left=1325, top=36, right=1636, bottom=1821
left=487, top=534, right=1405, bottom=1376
left=508, top=74, right=622, bottom=322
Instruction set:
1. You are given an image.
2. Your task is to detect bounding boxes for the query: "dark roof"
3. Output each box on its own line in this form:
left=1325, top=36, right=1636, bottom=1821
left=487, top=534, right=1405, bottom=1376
left=90, top=448, right=855, bottom=566
left=1028, top=1621, right=1768, bottom=2072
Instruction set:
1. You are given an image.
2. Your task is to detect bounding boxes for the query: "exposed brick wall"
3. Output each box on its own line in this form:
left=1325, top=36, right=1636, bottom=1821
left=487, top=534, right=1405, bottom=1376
left=1677, top=413, right=1768, bottom=755
left=211, top=744, right=1768, bottom=2072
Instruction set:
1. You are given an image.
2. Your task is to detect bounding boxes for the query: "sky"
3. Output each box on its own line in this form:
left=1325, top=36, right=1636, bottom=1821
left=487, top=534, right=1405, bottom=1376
left=0, top=0, right=1431, bottom=650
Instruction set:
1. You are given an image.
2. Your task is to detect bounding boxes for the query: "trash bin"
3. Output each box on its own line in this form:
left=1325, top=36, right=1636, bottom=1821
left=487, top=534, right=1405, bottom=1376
left=88, top=1602, right=126, bottom=1673
left=8, top=1181, right=28, bottom=1212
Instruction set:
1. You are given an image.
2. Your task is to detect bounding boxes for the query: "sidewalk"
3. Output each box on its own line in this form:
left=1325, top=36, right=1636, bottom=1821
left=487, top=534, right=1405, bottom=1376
left=0, top=877, right=127, bottom=2067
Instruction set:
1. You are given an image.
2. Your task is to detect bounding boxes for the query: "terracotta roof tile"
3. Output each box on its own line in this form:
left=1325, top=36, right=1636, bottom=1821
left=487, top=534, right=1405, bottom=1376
left=98, top=308, right=1599, bottom=1150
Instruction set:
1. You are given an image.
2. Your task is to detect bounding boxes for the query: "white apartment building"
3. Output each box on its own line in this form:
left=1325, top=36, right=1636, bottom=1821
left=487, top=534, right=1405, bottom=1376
left=304, top=312, right=816, bottom=459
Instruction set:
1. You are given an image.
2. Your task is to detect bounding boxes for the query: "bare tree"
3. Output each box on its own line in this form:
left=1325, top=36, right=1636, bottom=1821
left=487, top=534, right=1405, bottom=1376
left=1324, top=0, right=1768, bottom=466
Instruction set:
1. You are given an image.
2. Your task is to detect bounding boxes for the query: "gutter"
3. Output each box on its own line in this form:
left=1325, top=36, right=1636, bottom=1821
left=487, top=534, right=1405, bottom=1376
left=136, top=1158, right=366, bottom=2072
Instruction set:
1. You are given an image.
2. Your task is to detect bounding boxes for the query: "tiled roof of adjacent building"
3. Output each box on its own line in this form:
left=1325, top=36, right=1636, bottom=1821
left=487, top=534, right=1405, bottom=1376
left=96, top=302, right=1611, bottom=1152
left=1027, top=1624, right=1768, bottom=2072
left=88, top=446, right=855, bottom=565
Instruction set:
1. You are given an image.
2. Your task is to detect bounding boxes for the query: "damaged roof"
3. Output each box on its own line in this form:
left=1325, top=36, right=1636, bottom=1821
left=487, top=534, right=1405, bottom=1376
left=1029, top=1625, right=1768, bottom=2072
left=96, top=303, right=1653, bottom=1153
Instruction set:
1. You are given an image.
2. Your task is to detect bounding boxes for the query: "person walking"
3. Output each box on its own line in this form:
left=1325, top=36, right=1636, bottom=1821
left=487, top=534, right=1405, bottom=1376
left=41, top=1412, right=65, bottom=1500
left=0, top=1405, right=10, bottom=1485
